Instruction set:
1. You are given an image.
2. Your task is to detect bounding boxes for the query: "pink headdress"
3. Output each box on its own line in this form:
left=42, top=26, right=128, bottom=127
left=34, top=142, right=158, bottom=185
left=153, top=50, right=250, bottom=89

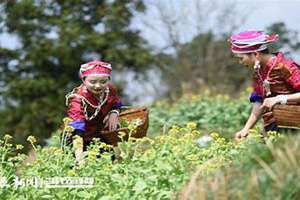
left=229, top=30, right=279, bottom=53
left=79, top=60, right=112, bottom=79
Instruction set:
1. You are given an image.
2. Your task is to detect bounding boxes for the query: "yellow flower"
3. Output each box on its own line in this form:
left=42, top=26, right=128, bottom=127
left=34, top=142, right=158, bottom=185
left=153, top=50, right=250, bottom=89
left=92, top=138, right=101, bottom=143
left=64, top=125, right=75, bottom=133
left=179, top=127, right=187, bottom=132
left=88, top=150, right=98, bottom=160
left=27, top=136, right=37, bottom=143
left=186, top=155, right=198, bottom=161
left=27, top=135, right=37, bottom=151
left=128, top=124, right=137, bottom=132
left=67, top=169, right=76, bottom=176
left=191, top=130, right=201, bottom=136
left=118, top=131, right=127, bottom=139
left=45, top=147, right=63, bottom=154
left=143, top=149, right=154, bottom=156
left=140, top=137, right=155, bottom=145
left=73, top=136, right=83, bottom=149
left=63, top=117, right=73, bottom=125
left=246, top=86, right=252, bottom=93
left=216, top=137, right=226, bottom=144
left=99, top=142, right=110, bottom=149
left=186, top=122, right=197, bottom=130
left=4, top=134, right=13, bottom=141
left=169, top=128, right=179, bottom=135
left=171, top=125, right=180, bottom=130
left=248, top=129, right=259, bottom=135
left=16, top=144, right=24, bottom=150
left=266, top=131, right=276, bottom=137
left=210, top=132, right=220, bottom=140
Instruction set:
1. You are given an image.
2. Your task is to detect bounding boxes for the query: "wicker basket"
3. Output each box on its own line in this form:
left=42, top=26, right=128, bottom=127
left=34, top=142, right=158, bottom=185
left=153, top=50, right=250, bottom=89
left=100, top=107, right=149, bottom=146
left=272, top=103, right=300, bottom=129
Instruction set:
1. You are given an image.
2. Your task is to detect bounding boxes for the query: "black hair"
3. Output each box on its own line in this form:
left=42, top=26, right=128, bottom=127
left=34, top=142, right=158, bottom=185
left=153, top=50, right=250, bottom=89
left=259, top=48, right=270, bottom=54
left=245, top=48, right=270, bottom=56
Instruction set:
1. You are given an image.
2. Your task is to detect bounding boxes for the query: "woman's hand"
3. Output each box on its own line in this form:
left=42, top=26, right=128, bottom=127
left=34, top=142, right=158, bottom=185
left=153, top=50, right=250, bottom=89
left=104, top=112, right=120, bottom=131
left=260, top=96, right=281, bottom=110
left=234, top=128, right=249, bottom=141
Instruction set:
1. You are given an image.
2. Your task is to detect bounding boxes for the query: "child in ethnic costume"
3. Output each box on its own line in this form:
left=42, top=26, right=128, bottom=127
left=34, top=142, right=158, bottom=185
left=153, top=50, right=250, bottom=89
left=229, top=30, right=300, bottom=141
left=64, top=60, right=123, bottom=158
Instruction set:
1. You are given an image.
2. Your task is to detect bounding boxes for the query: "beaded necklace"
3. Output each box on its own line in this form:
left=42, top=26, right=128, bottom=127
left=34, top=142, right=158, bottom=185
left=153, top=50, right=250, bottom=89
left=255, top=56, right=278, bottom=97
left=65, top=86, right=110, bottom=121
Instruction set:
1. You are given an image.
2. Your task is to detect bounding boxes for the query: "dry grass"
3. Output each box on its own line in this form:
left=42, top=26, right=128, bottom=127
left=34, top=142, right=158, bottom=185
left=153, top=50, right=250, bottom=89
left=178, top=135, right=300, bottom=200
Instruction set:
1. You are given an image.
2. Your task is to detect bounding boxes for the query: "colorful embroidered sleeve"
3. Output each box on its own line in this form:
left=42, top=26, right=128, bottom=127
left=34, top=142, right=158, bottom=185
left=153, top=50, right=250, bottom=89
left=109, top=84, right=123, bottom=109
left=284, top=62, right=300, bottom=90
left=249, top=91, right=263, bottom=103
left=67, top=97, right=86, bottom=131
left=112, top=96, right=123, bottom=109
left=250, top=79, right=264, bottom=103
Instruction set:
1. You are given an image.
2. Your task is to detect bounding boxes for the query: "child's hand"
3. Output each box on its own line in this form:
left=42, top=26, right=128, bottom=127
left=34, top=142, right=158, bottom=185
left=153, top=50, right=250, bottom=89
left=104, top=112, right=120, bottom=131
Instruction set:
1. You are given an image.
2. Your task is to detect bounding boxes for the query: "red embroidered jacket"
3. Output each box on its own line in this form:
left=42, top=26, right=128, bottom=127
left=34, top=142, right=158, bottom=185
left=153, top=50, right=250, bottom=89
left=249, top=52, right=300, bottom=127
left=66, top=83, right=122, bottom=141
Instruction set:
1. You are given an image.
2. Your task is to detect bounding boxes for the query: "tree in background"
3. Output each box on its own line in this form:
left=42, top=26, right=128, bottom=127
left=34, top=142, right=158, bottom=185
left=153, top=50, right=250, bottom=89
left=0, top=0, right=153, bottom=147
left=138, top=1, right=300, bottom=100
left=136, top=0, right=249, bottom=99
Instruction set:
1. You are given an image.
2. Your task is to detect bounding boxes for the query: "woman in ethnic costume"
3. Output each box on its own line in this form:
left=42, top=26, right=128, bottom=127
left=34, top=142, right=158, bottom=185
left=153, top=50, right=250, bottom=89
left=229, top=30, right=300, bottom=141
left=64, top=60, right=123, bottom=157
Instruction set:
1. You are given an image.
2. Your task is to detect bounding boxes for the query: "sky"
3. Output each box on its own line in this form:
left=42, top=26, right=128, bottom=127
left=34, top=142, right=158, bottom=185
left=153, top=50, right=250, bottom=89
left=1, top=0, right=300, bottom=52
left=236, top=0, right=300, bottom=34
left=132, top=0, right=300, bottom=55
left=234, top=0, right=300, bottom=63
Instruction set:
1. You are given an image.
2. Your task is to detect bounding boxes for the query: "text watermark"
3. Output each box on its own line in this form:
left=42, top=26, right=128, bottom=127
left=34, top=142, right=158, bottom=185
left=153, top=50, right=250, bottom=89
left=0, top=176, right=94, bottom=188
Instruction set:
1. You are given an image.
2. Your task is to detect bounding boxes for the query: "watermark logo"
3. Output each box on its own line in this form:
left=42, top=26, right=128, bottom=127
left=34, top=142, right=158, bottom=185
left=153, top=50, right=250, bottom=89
left=0, top=176, right=94, bottom=188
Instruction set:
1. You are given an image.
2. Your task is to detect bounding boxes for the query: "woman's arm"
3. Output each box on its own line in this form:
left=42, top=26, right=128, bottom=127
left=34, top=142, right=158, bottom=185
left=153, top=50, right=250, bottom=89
left=261, top=92, right=300, bottom=109
left=235, top=102, right=264, bottom=141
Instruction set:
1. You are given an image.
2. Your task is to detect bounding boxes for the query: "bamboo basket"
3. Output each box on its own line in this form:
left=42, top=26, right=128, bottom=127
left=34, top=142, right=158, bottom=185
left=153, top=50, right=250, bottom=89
left=272, top=103, right=300, bottom=129
left=100, top=107, right=149, bottom=146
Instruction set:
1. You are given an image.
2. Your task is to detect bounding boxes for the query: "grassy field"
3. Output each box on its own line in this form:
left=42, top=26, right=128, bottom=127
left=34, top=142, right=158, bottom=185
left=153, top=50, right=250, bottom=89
left=1, top=92, right=299, bottom=199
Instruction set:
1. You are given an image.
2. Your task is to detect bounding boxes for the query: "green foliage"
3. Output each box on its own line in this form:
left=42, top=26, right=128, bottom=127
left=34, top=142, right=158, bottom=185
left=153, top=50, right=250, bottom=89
left=183, top=132, right=300, bottom=200
left=0, top=124, right=259, bottom=199
left=149, top=91, right=253, bottom=137
left=0, top=134, right=26, bottom=186
left=120, top=118, right=130, bottom=128
left=1, top=92, right=299, bottom=199
left=0, top=0, right=152, bottom=147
